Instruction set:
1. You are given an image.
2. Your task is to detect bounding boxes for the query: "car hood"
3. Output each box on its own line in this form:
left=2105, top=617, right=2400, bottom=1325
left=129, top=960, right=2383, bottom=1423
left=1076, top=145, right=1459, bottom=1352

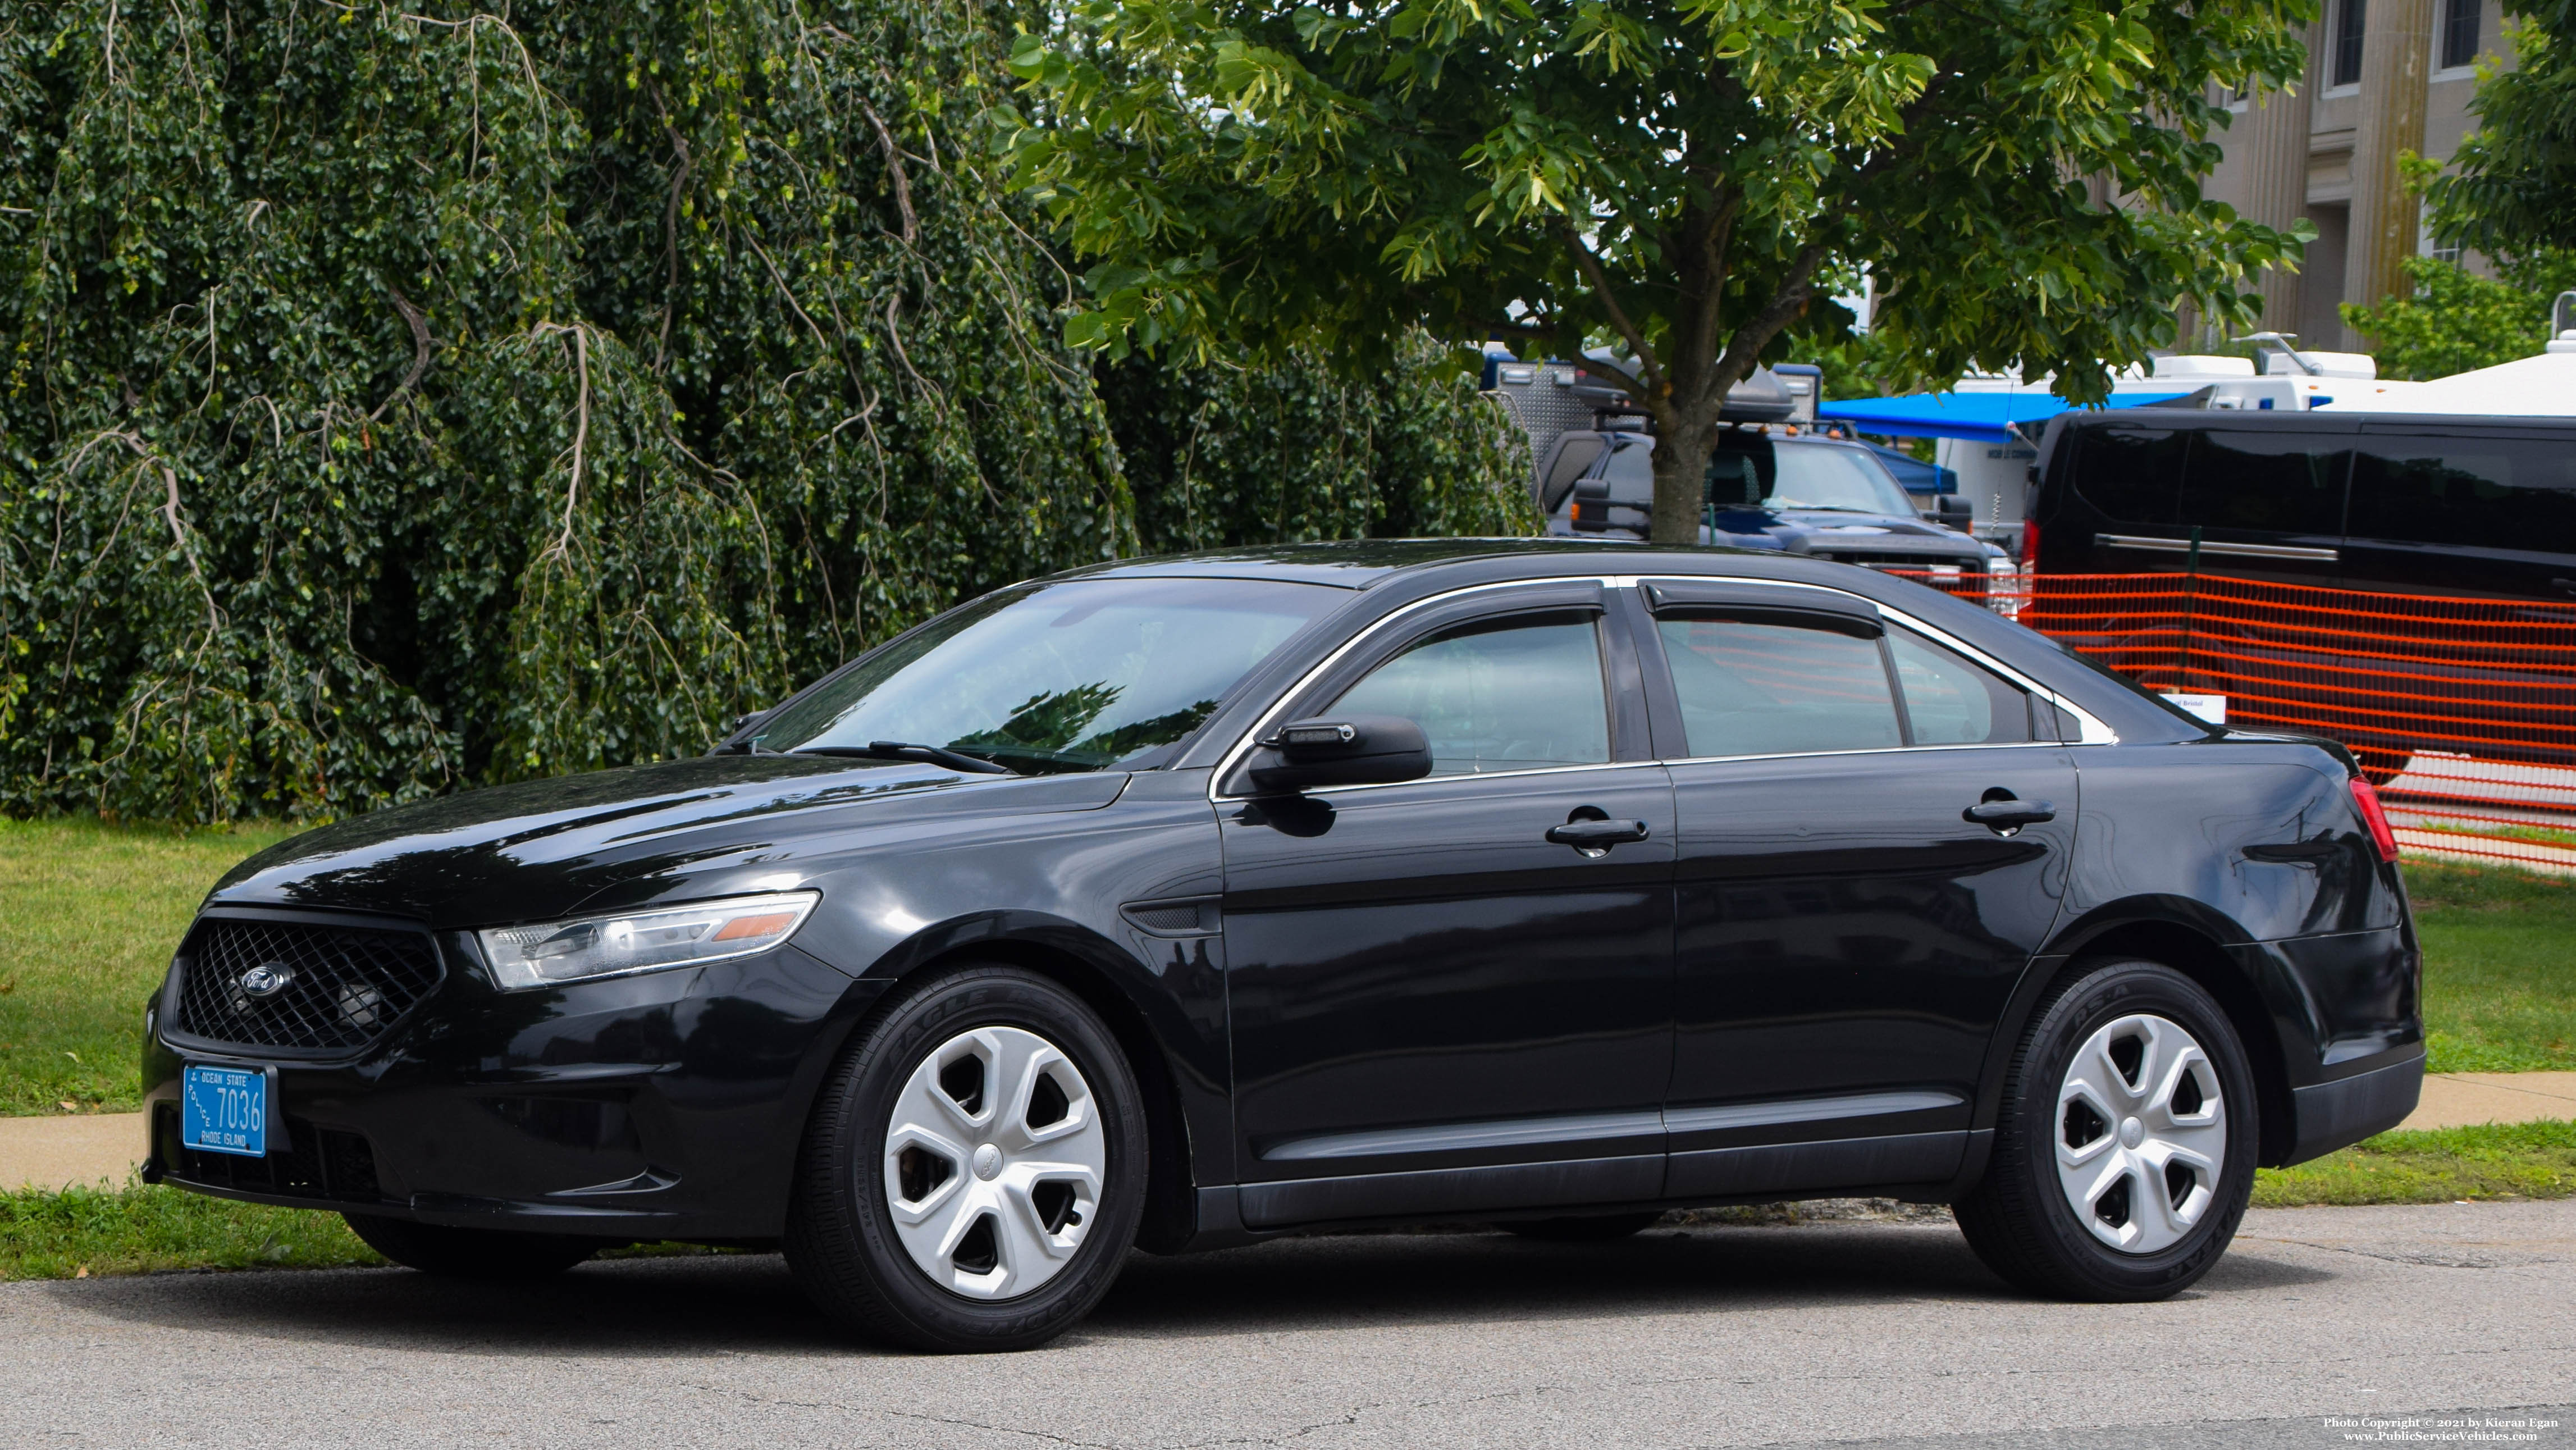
left=1776, top=510, right=1965, bottom=538
left=207, top=754, right=1127, bottom=927
left=1781, top=512, right=1985, bottom=553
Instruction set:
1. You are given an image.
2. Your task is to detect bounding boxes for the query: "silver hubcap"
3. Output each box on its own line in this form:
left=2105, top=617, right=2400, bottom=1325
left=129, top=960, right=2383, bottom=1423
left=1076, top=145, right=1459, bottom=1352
left=2055, top=1013, right=2226, bottom=1254
left=883, top=1026, right=1105, bottom=1299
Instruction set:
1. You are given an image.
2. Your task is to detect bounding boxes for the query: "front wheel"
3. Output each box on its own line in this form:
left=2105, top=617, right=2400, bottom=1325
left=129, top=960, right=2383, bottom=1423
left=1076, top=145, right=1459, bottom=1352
left=1953, top=960, right=2259, bottom=1302
left=785, top=965, right=1148, bottom=1352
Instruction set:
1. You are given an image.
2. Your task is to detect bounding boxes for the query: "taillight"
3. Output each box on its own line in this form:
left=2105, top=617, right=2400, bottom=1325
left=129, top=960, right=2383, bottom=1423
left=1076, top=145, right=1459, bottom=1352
left=2018, top=519, right=2041, bottom=567
left=2349, top=776, right=2400, bottom=863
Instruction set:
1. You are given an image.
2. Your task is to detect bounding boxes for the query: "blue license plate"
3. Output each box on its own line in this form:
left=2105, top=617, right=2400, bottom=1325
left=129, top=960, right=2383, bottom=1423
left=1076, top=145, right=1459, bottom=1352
left=181, top=1064, right=268, bottom=1157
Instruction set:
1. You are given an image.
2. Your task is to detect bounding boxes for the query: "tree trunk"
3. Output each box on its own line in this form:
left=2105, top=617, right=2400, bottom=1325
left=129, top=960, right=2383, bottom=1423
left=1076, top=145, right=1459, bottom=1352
left=1649, top=408, right=1715, bottom=545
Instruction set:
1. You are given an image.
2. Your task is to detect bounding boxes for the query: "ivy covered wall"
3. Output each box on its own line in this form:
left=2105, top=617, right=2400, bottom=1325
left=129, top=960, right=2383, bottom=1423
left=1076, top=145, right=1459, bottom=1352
left=0, top=0, right=1532, bottom=826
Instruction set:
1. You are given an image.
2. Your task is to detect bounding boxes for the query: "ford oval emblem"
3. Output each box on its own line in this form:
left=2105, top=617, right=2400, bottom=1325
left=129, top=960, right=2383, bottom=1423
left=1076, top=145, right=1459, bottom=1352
left=239, top=962, right=295, bottom=1000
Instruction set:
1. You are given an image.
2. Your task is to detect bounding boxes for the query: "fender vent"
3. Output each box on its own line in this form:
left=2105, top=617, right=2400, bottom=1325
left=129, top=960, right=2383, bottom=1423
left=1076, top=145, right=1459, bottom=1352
left=1121, top=897, right=1221, bottom=937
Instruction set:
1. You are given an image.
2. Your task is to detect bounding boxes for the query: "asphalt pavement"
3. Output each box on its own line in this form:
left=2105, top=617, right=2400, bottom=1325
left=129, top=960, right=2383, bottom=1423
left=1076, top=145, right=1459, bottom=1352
left=3, top=1200, right=2571, bottom=1449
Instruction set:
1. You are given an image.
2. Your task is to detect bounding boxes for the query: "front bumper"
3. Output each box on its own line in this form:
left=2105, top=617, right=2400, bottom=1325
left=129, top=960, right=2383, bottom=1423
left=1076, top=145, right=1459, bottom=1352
left=145, top=940, right=880, bottom=1239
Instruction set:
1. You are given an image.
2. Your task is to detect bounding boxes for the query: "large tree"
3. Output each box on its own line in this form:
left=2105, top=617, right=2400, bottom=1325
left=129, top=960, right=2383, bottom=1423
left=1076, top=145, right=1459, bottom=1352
left=1008, top=0, right=2314, bottom=543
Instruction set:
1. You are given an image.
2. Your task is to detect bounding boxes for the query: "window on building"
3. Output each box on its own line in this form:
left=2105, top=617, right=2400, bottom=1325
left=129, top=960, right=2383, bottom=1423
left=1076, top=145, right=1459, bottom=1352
left=2441, top=0, right=2481, bottom=69
left=2333, top=0, right=2367, bottom=85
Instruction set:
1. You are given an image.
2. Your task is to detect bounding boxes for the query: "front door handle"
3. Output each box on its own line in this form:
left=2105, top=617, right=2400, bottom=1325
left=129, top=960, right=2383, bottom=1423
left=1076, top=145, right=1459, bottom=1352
left=1964, top=799, right=2057, bottom=829
left=1546, top=819, right=1651, bottom=852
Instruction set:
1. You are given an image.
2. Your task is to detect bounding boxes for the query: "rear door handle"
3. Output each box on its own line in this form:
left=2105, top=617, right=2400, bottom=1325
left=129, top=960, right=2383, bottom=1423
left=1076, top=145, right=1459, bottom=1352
left=1546, top=819, right=1651, bottom=849
left=1964, top=800, right=2057, bottom=828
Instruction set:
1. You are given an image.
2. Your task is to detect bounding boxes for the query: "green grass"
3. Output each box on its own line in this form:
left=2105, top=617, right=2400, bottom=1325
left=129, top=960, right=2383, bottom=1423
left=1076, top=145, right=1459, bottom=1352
left=2406, top=862, right=2576, bottom=1072
left=2253, top=1119, right=2576, bottom=1207
left=0, top=1179, right=747, bottom=1281
left=0, top=817, right=296, bottom=1115
left=0, top=1180, right=383, bottom=1279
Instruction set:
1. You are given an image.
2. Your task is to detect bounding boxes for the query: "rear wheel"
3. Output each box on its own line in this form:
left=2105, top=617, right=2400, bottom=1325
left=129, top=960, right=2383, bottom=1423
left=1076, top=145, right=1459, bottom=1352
left=1502, top=1211, right=1665, bottom=1243
left=1953, top=959, right=2258, bottom=1301
left=343, top=1214, right=602, bottom=1279
left=785, top=965, right=1148, bottom=1352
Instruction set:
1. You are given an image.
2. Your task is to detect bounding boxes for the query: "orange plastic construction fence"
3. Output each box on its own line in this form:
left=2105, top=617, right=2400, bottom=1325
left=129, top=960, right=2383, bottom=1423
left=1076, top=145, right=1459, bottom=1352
left=1886, top=569, right=2576, bottom=876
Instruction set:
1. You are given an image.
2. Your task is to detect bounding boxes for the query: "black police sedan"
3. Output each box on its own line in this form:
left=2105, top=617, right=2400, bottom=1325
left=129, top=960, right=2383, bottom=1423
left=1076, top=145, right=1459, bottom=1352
left=144, top=540, right=2424, bottom=1351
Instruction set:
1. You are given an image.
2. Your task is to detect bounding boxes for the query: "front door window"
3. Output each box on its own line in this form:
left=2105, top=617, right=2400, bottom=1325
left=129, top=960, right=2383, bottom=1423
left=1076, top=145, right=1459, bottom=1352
left=1333, top=613, right=1610, bottom=775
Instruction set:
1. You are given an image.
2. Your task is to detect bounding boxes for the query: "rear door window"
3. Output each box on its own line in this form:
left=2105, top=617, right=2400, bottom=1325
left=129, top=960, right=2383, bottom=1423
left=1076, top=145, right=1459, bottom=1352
left=2177, top=429, right=2350, bottom=535
left=2070, top=427, right=2187, bottom=523
left=2347, top=433, right=2576, bottom=551
left=1655, top=615, right=1902, bottom=758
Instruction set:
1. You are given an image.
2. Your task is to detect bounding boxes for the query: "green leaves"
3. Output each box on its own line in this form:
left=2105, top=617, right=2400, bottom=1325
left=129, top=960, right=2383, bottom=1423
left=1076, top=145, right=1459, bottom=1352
left=0, top=0, right=1130, bottom=823
left=2345, top=251, right=2576, bottom=379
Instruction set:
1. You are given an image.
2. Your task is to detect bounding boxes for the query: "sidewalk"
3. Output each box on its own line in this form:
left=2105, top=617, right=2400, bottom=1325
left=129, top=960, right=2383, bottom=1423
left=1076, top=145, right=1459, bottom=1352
left=2, top=1113, right=147, bottom=1193
left=7, top=1071, right=2570, bottom=1194
left=2403, top=1069, right=2576, bottom=1129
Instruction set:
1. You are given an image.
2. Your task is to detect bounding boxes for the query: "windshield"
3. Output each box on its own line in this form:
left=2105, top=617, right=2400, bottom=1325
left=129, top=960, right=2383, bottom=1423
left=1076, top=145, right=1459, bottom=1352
left=746, top=577, right=1342, bottom=773
left=1766, top=444, right=1919, bottom=516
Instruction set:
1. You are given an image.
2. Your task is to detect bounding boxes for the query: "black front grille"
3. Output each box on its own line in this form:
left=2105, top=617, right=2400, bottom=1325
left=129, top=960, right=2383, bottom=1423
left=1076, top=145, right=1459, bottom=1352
left=175, top=916, right=444, bottom=1052
left=158, top=1104, right=383, bottom=1202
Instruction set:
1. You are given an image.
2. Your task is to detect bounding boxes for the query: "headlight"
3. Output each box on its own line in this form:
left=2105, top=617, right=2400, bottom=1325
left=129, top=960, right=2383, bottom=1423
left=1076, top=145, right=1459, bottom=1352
left=476, top=891, right=820, bottom=991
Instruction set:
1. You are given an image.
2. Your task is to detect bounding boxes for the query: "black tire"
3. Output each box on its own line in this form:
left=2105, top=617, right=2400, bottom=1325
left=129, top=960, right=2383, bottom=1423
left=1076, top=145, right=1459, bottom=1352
left=1953, top=959, right=2259, bottom=1302
left=342, top=1213, right=602, bottom=1279
left=784, top=964, right=1148, bottom=1352
left=1502, top=1211, right=1666, bottom=1243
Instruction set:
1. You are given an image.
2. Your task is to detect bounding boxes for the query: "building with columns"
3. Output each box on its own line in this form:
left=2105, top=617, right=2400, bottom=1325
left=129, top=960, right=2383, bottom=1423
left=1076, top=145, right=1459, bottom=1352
left=2201, top=0, right=2516, bottom=350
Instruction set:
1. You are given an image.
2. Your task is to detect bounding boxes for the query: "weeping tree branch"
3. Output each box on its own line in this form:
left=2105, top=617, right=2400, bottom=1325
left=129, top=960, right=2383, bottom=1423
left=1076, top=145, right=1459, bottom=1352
left=862, top=102, right=918, bottom=245
left=368, top=284, right=435, bottom=423
left=532, top=323, right=591, bottom=565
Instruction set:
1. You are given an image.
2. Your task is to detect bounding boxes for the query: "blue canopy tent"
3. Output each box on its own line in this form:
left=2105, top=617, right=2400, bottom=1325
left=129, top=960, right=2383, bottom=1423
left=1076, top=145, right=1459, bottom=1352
left=1818, top=389, right=2193, bottom=445
left=1861, top=441, right=1956, bottom=496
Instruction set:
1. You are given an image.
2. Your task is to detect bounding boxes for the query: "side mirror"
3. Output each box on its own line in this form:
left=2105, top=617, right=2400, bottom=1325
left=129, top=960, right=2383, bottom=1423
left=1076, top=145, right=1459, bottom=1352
left=1244, top=715, right=1432, bottom=794
left=1937, top=495, right=1974, bottom=529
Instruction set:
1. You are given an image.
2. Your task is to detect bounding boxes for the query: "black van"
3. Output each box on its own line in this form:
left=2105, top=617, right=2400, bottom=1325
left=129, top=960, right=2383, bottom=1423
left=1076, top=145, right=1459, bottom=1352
left=2027, top=409, right=2576, bottom=779
left=2028, top=410, right=2576, bottom=601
